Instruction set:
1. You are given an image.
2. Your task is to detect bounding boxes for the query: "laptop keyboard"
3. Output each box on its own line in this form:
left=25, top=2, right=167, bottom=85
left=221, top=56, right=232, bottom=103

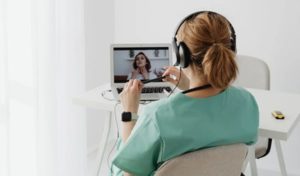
left=117, top=87, right=172, bottom=94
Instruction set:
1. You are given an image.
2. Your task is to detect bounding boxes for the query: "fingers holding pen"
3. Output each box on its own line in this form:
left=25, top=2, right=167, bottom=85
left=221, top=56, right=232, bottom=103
left=162, top=66, right=180, bottom=84
left=120, top=79, right=142, bottom=113
left=124, top=79, right=132, bottom=90
left=132, top=79, right=143, bottom=92
left=124, top=79, right=142, bottom=92
left=162, top=66, right=190, bottom=90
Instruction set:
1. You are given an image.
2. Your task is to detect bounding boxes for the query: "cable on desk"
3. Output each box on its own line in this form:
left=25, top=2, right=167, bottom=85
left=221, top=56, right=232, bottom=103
left=101, top=89, right=156, bottom=104
left=101, top=89, right=116, bottom=101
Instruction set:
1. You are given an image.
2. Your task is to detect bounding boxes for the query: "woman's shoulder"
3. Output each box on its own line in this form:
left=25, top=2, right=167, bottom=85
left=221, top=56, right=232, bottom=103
left=228, top=86, right=255, bottom=99
left=228, top=86, right=258, bottom=109
left=141, top=94, right=181, bottom=118
left=143, top=97, right=170, bottom=113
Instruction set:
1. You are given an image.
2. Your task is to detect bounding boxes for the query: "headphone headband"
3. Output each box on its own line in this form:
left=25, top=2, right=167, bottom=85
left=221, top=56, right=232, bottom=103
left=173, top=11, right=236, bottom=68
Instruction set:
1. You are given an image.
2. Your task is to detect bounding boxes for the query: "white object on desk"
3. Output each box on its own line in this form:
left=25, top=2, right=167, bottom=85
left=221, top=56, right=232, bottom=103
left=73, top=84, right=300, bottom=176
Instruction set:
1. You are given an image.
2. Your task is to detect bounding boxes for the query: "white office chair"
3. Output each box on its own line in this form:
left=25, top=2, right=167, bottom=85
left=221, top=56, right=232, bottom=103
left=234, top=54, right=272, bottom=159
left=155, top=143, right=247, bottom=176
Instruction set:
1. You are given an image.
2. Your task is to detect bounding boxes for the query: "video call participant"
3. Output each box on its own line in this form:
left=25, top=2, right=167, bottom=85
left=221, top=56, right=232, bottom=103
left=127, top=52, right=156, bottom=80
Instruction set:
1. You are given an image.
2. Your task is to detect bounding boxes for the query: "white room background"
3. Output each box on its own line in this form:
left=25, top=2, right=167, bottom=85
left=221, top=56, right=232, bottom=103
left=85, top=0, right=300, bottom=175
left=84, top=0, right=114, bottom=175
left=2, top=0, right=299, bottom=176
left=0, top=0, right=87, bottom=176
left=2, top=0, right=300, bottom=175
left=114, top=0, right=300, bottom=175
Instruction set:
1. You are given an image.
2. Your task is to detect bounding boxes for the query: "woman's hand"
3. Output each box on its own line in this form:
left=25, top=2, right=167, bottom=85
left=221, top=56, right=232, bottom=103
left=139, top=66, right=149, bottom=80
left=162, top=66, right=190, bottom=90
left=120, top=79, right=143, bottom=113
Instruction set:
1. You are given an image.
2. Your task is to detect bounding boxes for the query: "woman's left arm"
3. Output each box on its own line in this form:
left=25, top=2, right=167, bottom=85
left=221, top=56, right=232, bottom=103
left=119, top=79, right=143, bottom=176
left=120, top=79, right=142, bottom=141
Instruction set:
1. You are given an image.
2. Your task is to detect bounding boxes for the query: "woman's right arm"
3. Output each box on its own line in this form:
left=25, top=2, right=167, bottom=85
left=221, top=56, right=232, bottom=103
left=162, top=66, right=189, bottom=90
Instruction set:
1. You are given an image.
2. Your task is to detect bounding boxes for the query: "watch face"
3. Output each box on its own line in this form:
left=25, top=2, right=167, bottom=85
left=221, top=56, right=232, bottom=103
left=122, top=112, right=132, bottom=122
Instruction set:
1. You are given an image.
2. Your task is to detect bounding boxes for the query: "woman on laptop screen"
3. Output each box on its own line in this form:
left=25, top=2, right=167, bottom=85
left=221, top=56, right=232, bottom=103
left=111, top=11, right=259, bottom=176
left=127, top=52, right=156, bottom=80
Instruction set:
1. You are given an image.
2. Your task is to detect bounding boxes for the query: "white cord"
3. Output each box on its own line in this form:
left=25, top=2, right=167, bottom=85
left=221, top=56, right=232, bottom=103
left=106, top=102, right=121, bottom=175
left=101, top=89, right=116, bottom=101
left=168, top=67, right=181, bottom=97
left=101, top=88, right=159, bottom=174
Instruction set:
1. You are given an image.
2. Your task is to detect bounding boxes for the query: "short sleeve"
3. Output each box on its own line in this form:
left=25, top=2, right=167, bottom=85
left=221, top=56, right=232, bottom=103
left=247, top=91, right=259, bottom=145
left=112, top=116, right=162, bottom=176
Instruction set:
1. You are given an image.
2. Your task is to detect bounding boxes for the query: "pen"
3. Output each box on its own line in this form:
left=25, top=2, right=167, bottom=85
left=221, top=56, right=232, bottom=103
left=142, top=76, right=166, bottom=84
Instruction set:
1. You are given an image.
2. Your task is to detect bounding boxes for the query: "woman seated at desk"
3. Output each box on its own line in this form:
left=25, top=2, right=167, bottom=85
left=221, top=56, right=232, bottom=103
left=111, top=11, right=259, bottom=176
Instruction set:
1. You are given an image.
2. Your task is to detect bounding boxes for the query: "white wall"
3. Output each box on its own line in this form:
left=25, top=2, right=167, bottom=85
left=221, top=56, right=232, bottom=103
left=84, top=0, right=114, bottom=160
left=114, top=0, right=300, bottom=175
left=114, top=0, right=300, bottom=92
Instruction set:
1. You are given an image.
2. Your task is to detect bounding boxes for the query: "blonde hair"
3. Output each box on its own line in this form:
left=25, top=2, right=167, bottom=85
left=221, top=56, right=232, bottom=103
left=178, top=12, right=238, bottom=89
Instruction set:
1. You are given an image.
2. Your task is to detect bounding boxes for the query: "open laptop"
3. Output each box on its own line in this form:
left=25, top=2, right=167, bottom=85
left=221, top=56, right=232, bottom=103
left=110, top=43, right=173, bottom=101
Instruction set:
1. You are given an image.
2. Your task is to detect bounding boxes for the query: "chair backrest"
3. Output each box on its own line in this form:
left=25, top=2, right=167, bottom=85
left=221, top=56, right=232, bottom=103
left=155, top=143, right=247, bottom=176
left=233, top=55, right=270, bottom=90
left=233, top=55, right=271, bottom=159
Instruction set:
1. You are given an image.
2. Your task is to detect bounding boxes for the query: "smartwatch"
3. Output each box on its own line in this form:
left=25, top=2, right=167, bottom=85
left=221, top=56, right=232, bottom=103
left=121, top=112, right=139, bottom=122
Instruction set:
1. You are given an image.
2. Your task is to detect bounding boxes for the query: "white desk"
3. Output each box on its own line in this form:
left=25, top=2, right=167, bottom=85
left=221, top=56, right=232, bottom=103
left=73, top=84, right=300, bottom=176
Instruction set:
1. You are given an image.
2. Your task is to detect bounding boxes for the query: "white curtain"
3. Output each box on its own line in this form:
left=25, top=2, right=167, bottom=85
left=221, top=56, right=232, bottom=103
left=0, top=0, right=87, bottom=176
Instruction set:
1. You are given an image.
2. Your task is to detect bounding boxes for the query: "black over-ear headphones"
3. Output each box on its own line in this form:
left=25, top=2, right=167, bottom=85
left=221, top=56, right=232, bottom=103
left=172, top=11, right=237, bottom=68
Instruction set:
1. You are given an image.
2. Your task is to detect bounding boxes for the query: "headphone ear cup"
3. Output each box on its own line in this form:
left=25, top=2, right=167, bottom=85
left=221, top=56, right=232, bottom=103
left=172, top=38, right=181, bottom=66
left=231, top=38, right=236, bottom=52
left=178, top=42, right=190, bottom=68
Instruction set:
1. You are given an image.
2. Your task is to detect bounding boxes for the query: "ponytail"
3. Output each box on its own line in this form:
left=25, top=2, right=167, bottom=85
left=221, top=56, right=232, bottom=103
left=202, top=43, right=238, bottom=89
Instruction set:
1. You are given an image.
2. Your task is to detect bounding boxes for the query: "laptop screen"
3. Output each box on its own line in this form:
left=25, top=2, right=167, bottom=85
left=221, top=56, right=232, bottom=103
left=112, top=44, right=171, bottom=83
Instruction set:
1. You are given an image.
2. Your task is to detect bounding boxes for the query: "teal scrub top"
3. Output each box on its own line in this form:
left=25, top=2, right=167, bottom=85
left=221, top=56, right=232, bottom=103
left=110, top=86, right=259, bottom=176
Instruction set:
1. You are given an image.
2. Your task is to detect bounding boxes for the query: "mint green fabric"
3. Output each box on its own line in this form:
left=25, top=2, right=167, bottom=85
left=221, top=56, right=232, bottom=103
left=110, top=86, right=259, bottom=176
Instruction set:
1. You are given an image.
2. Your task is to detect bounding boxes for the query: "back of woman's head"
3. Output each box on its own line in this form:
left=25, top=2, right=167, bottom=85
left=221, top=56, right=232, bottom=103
left=178, top=12, right=238, bottom=89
